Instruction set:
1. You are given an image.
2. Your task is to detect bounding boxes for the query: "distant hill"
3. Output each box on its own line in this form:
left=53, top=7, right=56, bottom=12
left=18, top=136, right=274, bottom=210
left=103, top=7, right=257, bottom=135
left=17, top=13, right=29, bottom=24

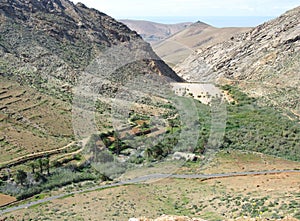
left=120, top=19, right=192, bottom=43
left=175, top=6, right=300, bottom=119
left=153, top=22, right=250, bottom=66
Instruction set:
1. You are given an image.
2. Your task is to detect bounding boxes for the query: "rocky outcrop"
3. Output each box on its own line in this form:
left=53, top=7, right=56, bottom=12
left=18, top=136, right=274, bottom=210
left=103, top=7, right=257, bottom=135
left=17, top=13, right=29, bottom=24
left=175, top=7, right=300, bottom=118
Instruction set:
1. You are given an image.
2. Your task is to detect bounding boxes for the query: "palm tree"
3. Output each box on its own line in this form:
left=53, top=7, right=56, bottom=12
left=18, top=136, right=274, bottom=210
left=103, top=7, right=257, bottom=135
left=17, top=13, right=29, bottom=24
left=29, top=161, right=36, bottom=174
left=37, top=158, right=43, bottom=174
left=152, top=143, right=164, bottom=159
left=16, top=170, right=27, bottom=186
left=144, top=147, right=153, bottom=160
left=113, top=132, right=123, bottom=155
left=168, top=119, right=176, bottom=134
left=163, top=140, right=174, bottom=155
left=43, top=158, right=50, bottom=175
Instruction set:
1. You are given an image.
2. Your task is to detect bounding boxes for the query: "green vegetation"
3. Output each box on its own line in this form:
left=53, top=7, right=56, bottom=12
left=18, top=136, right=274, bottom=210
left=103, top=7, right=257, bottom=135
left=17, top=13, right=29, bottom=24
left=7, top=173, right=299, bottom=220
left=15, top=170, right=27, bottom=186
left=0, top=166, right=101, bottom=200
left=194, top=85, right=300, bottom=161
left=1, top=81, right=299, bottom=205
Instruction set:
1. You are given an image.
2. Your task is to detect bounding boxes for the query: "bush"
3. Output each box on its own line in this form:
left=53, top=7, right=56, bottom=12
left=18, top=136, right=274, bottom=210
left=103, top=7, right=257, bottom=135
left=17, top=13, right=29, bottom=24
left=1, top=168, right=99, bottom=200
left=198, top=85, right=300, bottom=161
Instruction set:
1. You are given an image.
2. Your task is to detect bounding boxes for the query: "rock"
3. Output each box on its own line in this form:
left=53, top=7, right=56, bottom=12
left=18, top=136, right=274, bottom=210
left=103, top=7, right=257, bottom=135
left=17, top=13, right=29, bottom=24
left=173, top=152, right=197, bottom=161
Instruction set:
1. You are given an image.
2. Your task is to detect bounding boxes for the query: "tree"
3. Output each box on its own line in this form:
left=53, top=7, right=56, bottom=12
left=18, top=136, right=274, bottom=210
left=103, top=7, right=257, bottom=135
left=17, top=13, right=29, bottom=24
left=168, top=119, right=177, bottom=134
left=163, top=138, right=175, bottom=155
left=34, top=172, right=47, bottom=183
left=15, top=170, right=27, bottom=186
left=144, top=147, right=153, bottom=160
left=37, top=158, right=43, bottom=174
left=141, top=122, right=149, bottom=130
left=152, top=143, right=164, bottom=159
left=43, top=158, right=50, bottom=175
left=113, top=132, right=123, bottom=155
left=28, top=161, right=36, bottom=174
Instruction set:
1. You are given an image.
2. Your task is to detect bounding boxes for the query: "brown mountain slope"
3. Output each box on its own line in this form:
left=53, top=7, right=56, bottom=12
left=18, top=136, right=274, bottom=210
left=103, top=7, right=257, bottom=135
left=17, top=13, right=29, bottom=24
left=0, top=0, right=182, bottom=161
left=153, top=22, right=250, bottom=66
left=175, top=6, right=300, bottom=119
left=0, top=0, right=182, bottom=90
left=120, top=19, right=192, bottom=44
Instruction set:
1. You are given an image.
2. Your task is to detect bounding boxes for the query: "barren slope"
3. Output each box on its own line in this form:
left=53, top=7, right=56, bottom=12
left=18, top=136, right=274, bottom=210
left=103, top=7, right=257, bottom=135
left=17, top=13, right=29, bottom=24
left=153, top=22, right=250, bottom=66
left=175, top=7, right=300, bottom=118
left=0, top=0, right=183, bottom=160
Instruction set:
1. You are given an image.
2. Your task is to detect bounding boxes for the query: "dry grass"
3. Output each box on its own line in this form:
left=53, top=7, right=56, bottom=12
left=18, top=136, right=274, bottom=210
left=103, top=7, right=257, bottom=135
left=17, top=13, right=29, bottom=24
left=3, top=151, right=300, bottom=221
left=178, top=150, right=300, bottom=175
left=0, top=193, right=16, bottom=207
left=5, top=173, right=300, bottom=220
left=0, top=78, right=73, bottom=162
left=132, top=215, right=299, bottom=221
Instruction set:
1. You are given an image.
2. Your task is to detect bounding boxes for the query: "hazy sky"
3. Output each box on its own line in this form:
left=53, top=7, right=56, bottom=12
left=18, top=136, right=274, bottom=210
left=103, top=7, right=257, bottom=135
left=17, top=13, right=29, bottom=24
left=71, top=0, right=299, bottom=18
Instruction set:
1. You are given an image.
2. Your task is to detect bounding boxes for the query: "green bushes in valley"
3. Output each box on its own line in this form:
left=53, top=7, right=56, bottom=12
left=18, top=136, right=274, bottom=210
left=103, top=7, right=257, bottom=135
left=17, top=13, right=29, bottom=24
left=196, top=85, right=300, bottom=161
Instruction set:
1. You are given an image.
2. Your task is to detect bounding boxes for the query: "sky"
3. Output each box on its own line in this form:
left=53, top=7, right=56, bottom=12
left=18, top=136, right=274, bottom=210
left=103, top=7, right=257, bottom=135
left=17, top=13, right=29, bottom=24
left=71, top=0, right=299, bottom=26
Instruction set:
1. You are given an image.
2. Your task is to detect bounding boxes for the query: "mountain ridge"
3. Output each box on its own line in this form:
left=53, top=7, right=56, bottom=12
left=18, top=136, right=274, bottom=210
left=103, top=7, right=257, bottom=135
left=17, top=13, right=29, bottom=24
left=0, top=0, right=183, bottom=92
left=175, top=6, right=300, bottom=118
left=120, top=19, right=192, bottom=44
left=153, top=22, right=250, bottom=66
left=0, top=0, right=182, bottom=164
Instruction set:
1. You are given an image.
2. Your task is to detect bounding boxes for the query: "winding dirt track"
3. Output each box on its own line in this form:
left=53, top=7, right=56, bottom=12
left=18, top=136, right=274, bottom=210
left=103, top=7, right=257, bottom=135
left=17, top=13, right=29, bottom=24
left=1, top=169, right=299, bottom=215
left=0, top=141, right=77, bottom=169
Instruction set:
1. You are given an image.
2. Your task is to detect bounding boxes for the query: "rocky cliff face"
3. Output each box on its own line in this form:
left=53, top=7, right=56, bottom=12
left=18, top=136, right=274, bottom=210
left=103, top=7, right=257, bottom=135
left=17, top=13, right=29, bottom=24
left=0, top=0, right=182, bottom=92
left=175, top=7, right=300, bottom=118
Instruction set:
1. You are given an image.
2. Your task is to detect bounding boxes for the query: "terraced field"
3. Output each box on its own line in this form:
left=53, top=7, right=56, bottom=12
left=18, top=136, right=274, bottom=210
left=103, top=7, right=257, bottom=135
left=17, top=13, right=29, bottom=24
left=0, top=77, right=74, bottom=162
left=0, top=193, right=16, bottom=207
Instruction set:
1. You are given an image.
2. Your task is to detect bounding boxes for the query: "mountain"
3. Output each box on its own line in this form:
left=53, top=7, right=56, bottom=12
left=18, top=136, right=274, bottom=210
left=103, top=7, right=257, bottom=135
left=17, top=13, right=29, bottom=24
left=0, top=0, right=182, bottom=91
left=120, top=19, right=192, bottom=44
left=153, top=22, right=250, bottom=67
left=0, top=0, right=182, bottom=162
left=175, top=6, right=300, bottom=119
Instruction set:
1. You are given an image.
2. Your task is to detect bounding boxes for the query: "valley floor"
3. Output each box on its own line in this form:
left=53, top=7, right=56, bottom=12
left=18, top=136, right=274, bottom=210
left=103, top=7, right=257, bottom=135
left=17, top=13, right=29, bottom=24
left=1, top=150, right=300, bottom=221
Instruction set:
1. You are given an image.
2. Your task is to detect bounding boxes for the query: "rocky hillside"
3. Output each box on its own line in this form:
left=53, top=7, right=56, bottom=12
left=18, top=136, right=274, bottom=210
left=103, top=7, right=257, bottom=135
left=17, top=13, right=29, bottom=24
left=120, top=19, right=191, bottom=44
left=175, top=7, right=300, bottom=119
left=0, top=0, right=182, bottom=93
left=0, top=0, right=182, bottom=162
left=153, top=22, right=250, bottom=66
